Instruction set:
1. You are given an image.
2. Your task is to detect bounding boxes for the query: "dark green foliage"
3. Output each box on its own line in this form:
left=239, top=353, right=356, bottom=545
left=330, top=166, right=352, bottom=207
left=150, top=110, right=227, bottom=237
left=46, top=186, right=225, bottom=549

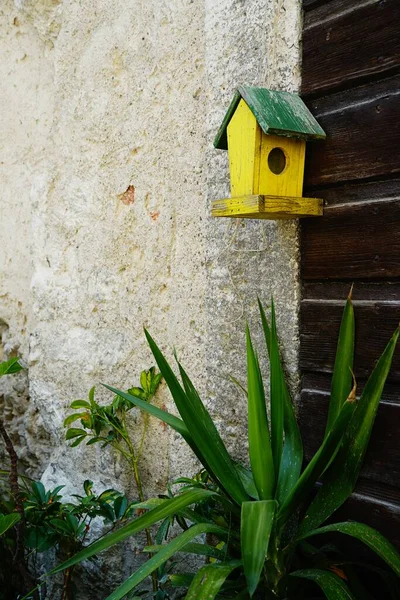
left=0, top=360, right=159, bottom=599
left=0, top=475, right=132, bottom=600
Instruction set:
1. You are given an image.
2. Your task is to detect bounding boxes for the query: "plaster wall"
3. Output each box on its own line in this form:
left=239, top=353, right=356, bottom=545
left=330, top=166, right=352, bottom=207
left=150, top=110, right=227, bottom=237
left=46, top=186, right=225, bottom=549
left=0, top=0, right=302, bottom=593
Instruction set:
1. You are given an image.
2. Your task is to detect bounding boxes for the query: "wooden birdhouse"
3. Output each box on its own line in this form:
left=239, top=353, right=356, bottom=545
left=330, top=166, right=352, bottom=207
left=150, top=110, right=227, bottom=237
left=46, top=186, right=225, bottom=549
left=212, top=86, right=326, bottom=219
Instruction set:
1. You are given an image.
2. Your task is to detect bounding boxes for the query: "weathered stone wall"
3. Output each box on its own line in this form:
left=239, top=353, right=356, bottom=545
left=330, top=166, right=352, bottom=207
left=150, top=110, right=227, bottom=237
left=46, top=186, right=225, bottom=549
left=0, top=0, right=302, bottom=593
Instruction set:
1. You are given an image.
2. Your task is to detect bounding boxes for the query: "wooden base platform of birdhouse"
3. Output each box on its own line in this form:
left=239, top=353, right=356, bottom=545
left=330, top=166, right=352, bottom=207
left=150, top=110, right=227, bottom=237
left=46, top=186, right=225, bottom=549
left=211, top=194, right=323, bottom=220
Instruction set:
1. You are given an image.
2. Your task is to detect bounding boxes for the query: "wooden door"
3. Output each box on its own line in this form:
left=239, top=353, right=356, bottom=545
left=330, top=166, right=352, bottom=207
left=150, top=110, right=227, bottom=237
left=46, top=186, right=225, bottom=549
left=299, top=0, right=400, bottom=548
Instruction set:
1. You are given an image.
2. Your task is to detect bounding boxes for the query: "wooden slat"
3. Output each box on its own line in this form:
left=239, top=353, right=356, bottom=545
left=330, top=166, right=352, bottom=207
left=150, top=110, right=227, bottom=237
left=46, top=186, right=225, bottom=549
left=302, top=0, right=400, bottom=96
left=334, top=490, right=400, bottom=550
left=299, top=389, right=400, bottom=487
left=301, top=198, right=400, bottom=280
left=302, top=177, right=400, bottom=208
left=300, top=301, right=400, bottom=380
left=303, top=0, right=337, bottom=10
left=304, top=76, right=400, bottom=186
left=302, top=371, right=400, bottom=405
left=303, top=281, right=400, bottom=304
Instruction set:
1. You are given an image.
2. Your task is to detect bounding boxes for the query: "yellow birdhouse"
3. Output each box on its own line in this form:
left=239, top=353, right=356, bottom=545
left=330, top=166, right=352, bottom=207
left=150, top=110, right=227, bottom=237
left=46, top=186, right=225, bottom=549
left=212, top=86, right=326, bottom=220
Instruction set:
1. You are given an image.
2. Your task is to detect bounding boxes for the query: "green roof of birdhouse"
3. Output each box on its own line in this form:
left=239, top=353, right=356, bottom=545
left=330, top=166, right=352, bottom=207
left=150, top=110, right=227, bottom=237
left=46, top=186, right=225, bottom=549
left=214, top=86, right=326, bottom=150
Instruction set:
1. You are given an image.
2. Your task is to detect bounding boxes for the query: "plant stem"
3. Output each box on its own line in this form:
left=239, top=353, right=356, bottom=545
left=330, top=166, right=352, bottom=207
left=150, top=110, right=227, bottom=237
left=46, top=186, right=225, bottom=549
left=0, top=420, right=38, bottom=599
left=60, top=566, right=73, bottom=600
left=121, top=427, right=158, bottom=594
left=136, top=413, right=149, bottom=463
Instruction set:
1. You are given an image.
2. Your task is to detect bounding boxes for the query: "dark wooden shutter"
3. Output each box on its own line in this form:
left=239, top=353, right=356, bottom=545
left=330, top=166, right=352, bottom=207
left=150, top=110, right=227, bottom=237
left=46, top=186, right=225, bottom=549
left=299, top=0, right=400, bottom=548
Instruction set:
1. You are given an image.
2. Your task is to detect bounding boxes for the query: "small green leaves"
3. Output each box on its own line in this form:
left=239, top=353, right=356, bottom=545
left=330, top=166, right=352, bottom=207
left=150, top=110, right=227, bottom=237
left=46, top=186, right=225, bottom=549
left=124, top=367, right=162, bottom=404
left=0, top=513, right=21, bottom=536
left=0, top=357, right=23, bottom=377
left=83, top=480, right=93, bottom=496
left=140, top=366, right=162, bottom=397
left=246, top=326, right=274, bottom=500
left=69, top=400, right=91, bottom=410
left=241, top=500, right=275, bottom=596
left=63, top=413, right=88, bottom=427
left=65, top=367, right=161, bottom=455
left=104, top=385, right=191, bottom=443
left=65, top=428, right=87, bottom=441
left=291, top=569, right=355, bottom=599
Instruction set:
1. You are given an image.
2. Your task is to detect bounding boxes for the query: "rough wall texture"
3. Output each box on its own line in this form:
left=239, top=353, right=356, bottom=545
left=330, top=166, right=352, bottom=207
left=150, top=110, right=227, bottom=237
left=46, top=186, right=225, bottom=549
left=0, top=0, right=301, bottom=594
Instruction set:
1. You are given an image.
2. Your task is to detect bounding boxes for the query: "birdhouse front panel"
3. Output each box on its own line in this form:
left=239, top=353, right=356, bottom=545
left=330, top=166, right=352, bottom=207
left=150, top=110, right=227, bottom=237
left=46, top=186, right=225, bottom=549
left=258, top=134, right=305, bottom=198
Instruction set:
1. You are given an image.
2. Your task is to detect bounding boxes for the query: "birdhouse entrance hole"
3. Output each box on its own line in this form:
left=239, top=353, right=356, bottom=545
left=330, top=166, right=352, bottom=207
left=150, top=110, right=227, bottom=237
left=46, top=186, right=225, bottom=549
left=268, top=148, right=286, bottom=175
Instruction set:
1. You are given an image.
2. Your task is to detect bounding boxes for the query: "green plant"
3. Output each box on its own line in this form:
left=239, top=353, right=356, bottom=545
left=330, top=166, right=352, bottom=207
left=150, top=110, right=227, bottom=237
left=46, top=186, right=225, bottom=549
left=22, top=479, right=134, bottom=599
left=0, top=357, right=137, bottom=600
left=0, top=468, right=134, bottom=599
left=64, top=367, right=162, bottom=594
left=51, top=293, right=400, bottom=599
left=64, top=367, right=162, bottom=506
left=0, top=356, right=36, bottom=598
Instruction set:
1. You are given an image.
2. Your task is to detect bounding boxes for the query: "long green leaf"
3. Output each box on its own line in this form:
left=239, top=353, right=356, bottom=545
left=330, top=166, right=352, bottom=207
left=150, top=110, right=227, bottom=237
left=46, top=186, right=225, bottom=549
left=234, top=462, right=259, bottom=500
left=258, top=299, right=302, bottom=503
left=291, top=569, right=355, bottom=599
left=276, top=392, right=303, bottom=505
left=104, top=385, right=221, bottom=486
left=270, top=300, right=284, bottom=478
left=105, top=523, right=229, bottom=600
left=0, top=513, right=21, bottom=536
left=299, top=327, right=399, bottom=535
left=178, top=360, right=248, bottom=503
left=241, top=500, right=276, bottom=596
left=246, top=327, right=274, bottom=500
left=185, top=560, right=242, bottom=600
left=277, top=391, right=356, bottom=529
left=326, top=291, right=355, bottom=436
left=299, top=522, right=400, bottom=578
left=103, top=385, right=191, bottom=444
left=145, top=329, right=248, bottom=505
left=50, top=488, right=216, bottom=574
left=144, top=542, right=227, bottom=561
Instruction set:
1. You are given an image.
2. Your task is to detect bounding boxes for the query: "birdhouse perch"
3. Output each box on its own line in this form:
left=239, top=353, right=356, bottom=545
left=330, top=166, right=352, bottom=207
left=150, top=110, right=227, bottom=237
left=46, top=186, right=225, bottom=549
left=212, top=86, right=326, bottom=220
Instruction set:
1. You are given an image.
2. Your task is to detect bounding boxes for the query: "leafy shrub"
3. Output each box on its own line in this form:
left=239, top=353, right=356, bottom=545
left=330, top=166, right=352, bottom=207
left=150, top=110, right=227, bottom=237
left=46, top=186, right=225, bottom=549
left=64, top=368, right=162, bottom=595
left=0, top=359, right=145, bottom=599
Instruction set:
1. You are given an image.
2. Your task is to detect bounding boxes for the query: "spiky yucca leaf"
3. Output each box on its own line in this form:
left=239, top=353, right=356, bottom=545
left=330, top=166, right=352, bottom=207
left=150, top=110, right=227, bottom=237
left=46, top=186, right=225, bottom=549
left=145, top=329, right=248, bottom=505
left=277, top=381, right=357, bottom=529
left=270, top=300, right=284, bottom=478
left=246, top=326, right=274, bottom=500
left=299, top=327, right=399, bottom=535
left=325, top=291, right=355, bottom=436
left=258, top=299, right=303, bottom=503
left=241, top=500, right=276, bottom=596
left=291, top=569, right=355, bottom=599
